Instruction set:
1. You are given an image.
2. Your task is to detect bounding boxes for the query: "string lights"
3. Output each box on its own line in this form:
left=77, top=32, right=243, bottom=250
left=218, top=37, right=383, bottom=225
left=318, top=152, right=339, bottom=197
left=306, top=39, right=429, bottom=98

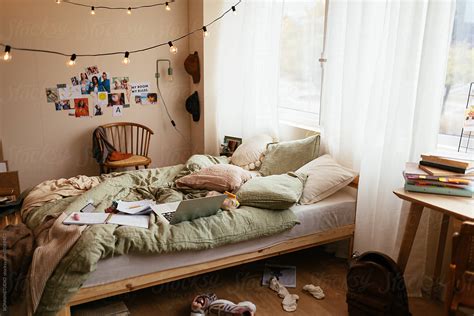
left=3, top=46, right=11, bottom=61
left=0, top=0, right=241, bottom=66
left=90, top=6, right=95, bottom=15
left=67, top=54, right=77, bottom=66
left=57, top=0, right=175, bottom=14
left=122, top=52, right=131, bottom=65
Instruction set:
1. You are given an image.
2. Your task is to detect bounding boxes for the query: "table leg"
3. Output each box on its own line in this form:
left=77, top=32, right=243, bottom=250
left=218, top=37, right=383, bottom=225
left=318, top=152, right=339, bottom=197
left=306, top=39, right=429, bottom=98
left=397, top=202, right=424, bottom=273
left=431, top=213, right=450, bottom=299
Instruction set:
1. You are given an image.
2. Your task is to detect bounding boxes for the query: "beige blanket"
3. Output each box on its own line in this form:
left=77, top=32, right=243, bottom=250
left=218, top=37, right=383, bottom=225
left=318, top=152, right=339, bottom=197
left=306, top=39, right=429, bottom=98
left=21, top=175, right=101, bottom=220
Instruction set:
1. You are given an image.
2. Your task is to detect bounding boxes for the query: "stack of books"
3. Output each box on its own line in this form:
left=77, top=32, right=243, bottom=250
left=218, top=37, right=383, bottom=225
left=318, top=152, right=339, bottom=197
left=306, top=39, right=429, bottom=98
left=403, top=153, right=474, bottom=197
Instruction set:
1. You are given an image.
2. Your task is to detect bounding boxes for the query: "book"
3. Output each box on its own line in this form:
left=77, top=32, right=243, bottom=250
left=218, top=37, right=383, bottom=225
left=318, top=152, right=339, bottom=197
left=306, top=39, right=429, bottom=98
left=404, top=183, right=474, bottom=198
left=261, top=263, right=297, bottom=288
left=418, top=164, right=473, bottom=177
left=419, top=160, right=473, bottom=174
left=63, top=212, right=150, bottom=228
left=116, top=200, right=154, bottom=215
left=421, top=153, right=474, bottom=171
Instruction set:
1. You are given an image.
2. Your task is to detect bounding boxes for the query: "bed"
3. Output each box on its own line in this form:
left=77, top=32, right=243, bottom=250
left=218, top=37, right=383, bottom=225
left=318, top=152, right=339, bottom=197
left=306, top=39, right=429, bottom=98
left=57, top=183, right=358, bottom=316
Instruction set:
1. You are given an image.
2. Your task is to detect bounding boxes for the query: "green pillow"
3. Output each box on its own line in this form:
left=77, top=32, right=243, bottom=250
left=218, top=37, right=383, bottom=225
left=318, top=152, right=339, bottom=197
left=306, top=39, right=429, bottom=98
left=259, top=135, right=320, bottom=176
left=236, top=173, right=307, bottom=210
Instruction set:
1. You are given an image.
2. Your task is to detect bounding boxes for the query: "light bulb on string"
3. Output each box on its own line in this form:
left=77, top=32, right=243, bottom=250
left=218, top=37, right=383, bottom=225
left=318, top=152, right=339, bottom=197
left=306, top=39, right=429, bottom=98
left=202, top=26, right=209, bottom=37
left=3, top=45, right=12, bottom=61
left=232, top=6, right=237, bottom=15
left=122, top=51, right=130, bottom=64
left=67, top=54, right=77, bottom=66
left=90, top=6, right=95, bottom=15
left=127, top=7, right=132, bottom=15
left=168, top=41, right=178, bottom=54
left=165, top=2, right=171, bottom=11
left=56, top=0, right=61, bottom=4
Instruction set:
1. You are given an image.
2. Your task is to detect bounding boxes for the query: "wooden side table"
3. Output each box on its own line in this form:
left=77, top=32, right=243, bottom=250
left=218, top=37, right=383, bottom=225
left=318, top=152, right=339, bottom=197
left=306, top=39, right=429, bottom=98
left=393, top=188, right=474, bottom=298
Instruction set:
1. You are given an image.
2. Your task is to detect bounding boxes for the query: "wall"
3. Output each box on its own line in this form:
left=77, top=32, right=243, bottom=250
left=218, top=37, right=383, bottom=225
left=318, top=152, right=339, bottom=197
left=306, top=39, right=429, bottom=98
left=0, top=0, right=193, bottom=189
left=188, top=0, right=205, bottom=154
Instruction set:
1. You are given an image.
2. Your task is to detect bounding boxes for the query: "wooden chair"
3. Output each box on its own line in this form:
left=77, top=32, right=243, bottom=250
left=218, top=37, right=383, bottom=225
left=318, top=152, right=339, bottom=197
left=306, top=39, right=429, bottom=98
left=445, top=221, right=474, bottom=315
left=95, top=122, right=154, bottom=173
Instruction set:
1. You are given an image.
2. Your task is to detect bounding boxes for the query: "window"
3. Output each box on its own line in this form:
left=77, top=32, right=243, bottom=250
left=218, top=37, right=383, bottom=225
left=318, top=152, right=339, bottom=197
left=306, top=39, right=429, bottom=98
left=438, top=0, right=473, bottom=152
left=278, top=0, right=327, bottom=129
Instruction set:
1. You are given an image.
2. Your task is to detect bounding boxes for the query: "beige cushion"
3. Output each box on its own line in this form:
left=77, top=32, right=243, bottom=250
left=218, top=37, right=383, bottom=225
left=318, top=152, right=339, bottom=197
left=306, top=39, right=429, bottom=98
left=259, top=135, right=320, bottom=176
left=231, top=134, right=273, bottom=170
left=236, top=172, right=306, bottom=210
left=297, top=154, right=357, bottom=204
left=175, top=164, right=252, bottom=192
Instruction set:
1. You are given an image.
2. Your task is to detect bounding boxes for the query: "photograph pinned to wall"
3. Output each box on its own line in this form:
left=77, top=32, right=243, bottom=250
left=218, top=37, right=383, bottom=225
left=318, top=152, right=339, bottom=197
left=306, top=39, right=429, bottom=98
left=464, top=106, right=474, bottom=132
left=94, top=104, right=103, bottom=116
left=57, top=83, right=67, bottom=89
left=112, top=77, right=130, bottom=90
left=74, top=98, right=90, bottom=117
left=135, top=93, right=158, bottom=105
left=71, top=76, right=79, bottom=86
left=54, top=100, right=72, bottom=111
left=85, top=65, right=100, bottom=77
left=45, top=88, right=59, bottom=103
left=99, top=72, right=111, bottom=93
left=108, top=92, right=125, bottom=107
left=130, top=82, right=151, bottom=96
left=97, top=91, right=108, bottom=107
left=79, top=73, right=90, bottom=95
left=113, top=105, right=123, bottom=117
left=58, top=85, right=81, bottom=100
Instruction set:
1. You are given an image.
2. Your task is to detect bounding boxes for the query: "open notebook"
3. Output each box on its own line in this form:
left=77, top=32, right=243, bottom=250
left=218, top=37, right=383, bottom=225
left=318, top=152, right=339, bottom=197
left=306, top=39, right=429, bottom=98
left=63, top=212, right=149, bottom=229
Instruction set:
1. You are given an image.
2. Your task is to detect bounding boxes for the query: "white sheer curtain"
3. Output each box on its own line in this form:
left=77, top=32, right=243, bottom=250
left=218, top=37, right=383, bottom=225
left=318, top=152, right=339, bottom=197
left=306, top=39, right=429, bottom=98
left=321, top=0, right=455, bottom=294
left=205, top=0, right=284, bottom=149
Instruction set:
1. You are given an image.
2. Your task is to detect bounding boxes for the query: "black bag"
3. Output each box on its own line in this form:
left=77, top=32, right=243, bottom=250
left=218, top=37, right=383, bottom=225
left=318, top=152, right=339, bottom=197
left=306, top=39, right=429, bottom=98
left=346, top=251, right=411, bottom=316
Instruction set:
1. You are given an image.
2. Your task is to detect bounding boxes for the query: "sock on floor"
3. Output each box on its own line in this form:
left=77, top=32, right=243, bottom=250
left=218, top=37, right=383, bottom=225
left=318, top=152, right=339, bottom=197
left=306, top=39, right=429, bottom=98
left=303, top=284, right=325, bottom=299
left=269, top=277, right=299, bottom=312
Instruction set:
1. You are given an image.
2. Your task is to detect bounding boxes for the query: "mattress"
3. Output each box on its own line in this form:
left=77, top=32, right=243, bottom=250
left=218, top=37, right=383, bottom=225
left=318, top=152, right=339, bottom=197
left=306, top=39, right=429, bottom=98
left=83, top=187, right=357, bottom=288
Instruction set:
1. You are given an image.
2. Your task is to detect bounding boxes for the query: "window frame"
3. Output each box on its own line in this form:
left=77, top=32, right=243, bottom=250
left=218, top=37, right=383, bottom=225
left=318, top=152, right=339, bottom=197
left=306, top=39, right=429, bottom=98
left=278, top=0, right=329, bottom=129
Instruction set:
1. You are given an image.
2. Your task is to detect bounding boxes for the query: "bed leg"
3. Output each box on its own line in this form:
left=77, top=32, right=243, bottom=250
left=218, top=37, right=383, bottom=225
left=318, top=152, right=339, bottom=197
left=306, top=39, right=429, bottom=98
left=348, top=235, right=354, bottom=260
left=56, top=305, right=71, bottom=316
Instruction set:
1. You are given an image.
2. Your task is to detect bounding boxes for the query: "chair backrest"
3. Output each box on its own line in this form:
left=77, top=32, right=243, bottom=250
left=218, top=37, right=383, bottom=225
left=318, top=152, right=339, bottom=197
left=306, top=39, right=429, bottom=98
left=451, top=221, right=474, bottom=307
left=99, top=122, right=154, bottom=157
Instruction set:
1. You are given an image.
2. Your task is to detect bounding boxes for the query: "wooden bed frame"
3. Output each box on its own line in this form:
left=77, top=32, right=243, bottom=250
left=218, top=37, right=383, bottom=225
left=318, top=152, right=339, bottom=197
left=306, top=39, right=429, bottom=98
left=3, top=178, right=359, bottom=316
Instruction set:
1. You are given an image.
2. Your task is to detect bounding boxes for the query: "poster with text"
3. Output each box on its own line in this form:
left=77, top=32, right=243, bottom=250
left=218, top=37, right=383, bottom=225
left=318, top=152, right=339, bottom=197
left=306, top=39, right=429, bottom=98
left=130, top=82, right=151, bottom=96
left=113, top=105, right=123, bottom=117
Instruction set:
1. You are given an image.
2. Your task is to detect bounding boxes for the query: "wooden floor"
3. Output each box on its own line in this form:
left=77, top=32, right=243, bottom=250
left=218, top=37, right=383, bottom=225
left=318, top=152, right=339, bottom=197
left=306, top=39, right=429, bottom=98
left=72, top=247, right=443, bottom=316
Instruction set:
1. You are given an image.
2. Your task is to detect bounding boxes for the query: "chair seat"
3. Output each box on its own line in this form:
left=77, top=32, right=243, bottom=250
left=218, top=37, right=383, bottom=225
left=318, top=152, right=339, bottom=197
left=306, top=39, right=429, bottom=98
left=104, top=155, right=151, bottom=168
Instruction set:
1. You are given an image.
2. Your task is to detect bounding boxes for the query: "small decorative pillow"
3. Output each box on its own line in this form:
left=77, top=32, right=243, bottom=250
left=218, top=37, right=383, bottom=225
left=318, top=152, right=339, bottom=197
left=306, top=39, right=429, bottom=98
left=175, top=164, right=252, bottom=192
left=174, top=154, right=229, bottom=180
left=231, top=134, right=273, bottom=170
left=259, top=134, right=320, bottom=176
left=236, top=172, right=307, bottom=210
left=297, top=154, right=357, bottom=204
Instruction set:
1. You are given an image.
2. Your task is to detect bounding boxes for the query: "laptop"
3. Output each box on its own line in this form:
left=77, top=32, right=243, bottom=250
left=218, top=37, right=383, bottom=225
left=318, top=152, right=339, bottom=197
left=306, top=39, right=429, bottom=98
left=151, top=194, right=227, bottom=225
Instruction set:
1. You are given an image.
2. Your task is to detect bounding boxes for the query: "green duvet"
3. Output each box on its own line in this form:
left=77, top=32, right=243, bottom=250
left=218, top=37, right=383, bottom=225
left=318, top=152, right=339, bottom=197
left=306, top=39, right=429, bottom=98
left=25, top=156, right=299, bottom=315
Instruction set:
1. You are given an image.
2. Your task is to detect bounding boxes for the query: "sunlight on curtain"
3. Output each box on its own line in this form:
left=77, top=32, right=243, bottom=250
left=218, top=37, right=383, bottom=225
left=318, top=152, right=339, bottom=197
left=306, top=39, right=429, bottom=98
left=322, top=0, right=455, bottom=295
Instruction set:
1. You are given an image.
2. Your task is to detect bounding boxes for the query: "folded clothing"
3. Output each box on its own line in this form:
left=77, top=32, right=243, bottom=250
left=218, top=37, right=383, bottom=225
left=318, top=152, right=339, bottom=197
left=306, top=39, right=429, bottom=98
left=236, top=172, right=307, bottom=210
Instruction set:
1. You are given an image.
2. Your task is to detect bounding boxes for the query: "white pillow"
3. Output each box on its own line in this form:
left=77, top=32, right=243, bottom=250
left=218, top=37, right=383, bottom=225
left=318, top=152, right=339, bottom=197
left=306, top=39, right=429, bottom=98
left=231, top=134, right=273, bottom=170
left=297, top=154, right=357, bottom=204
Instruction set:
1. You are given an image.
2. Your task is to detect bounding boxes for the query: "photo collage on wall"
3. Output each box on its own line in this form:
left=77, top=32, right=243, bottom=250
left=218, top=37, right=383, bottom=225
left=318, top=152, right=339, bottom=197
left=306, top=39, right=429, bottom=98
left=45, top=65, right=159, bottom=118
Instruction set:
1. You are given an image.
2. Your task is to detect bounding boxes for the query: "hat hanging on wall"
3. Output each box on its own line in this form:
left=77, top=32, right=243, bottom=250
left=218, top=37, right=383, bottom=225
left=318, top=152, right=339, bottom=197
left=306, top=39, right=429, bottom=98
left=184, top=51, right=200, bottom=84
left=186, top=91, right=200, bottom=122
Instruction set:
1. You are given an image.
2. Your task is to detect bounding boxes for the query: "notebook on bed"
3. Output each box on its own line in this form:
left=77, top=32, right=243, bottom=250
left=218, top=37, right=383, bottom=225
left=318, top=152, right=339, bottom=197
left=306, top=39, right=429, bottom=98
left=151, top=194, right=226, bottom=225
